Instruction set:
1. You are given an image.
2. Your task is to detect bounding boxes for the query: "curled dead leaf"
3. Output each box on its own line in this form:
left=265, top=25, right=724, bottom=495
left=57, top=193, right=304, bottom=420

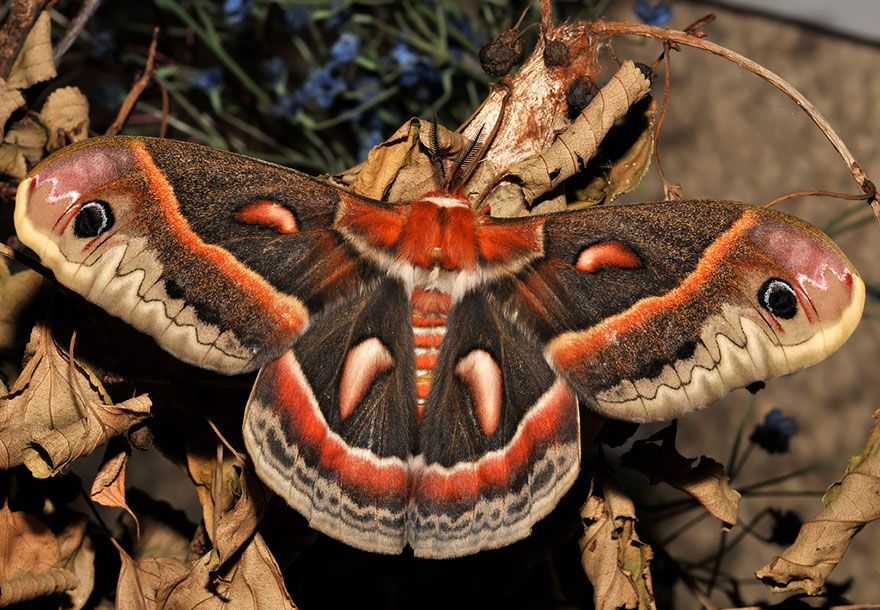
left=40, top=86, right=90, bottom=152
left=0, top=115, right=47, bottom=178
left=755, top=409, right=880, bottom=594
left=0, top=502, right=79, bottom=607
left=0, top=324, right=152, bottom=475
left=90, top=436, right=139, bottom=536
left=572, top=97, right=657, bottom=208
left=6, top=11, right=56, bottom=90
left=581, top=470, right=656, bottom=610
left=488, top=61, right=653, bottom=216
left=621, top=422, right=740, bottom=528
left=114, top=470, right=293, bottom=609
left=0, top=79, right=24, bottom=139
left=55, top=515, right=95, bottom=610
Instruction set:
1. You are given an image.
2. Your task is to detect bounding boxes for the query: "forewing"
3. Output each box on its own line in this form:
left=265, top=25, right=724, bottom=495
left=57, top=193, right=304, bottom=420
left=497, top=200, right=864, bottom=422
left=14, top=136, right=379, bottom=374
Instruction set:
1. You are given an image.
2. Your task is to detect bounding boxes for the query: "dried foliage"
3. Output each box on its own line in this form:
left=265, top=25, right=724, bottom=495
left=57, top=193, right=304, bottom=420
left=0, top=1, right=876, bottom=608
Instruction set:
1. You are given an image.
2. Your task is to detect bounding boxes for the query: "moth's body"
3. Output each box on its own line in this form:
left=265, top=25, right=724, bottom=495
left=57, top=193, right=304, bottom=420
left=15, top=136, right=865, bottom=559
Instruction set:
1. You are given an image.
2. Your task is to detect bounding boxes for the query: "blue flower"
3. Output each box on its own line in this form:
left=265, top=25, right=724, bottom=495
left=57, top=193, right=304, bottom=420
left=223, top=0, right=254, bottom=25
left=282, top=5, right=312, bottom=32
left=633, top=0, right=673, bottom=26
left=269, top=91, right=301, bottom=119
left=264, top=57, right=288, bottom=87
left=750, top=408, right=799, bottom=454
left=330, top=32, right=360, bottom=65
left=299, top=65, right=347, bottom=108
left=327, top=3, right=351, bottom=29
left=390, top=41, right=418, bottom=68
left=389, top=41, right=437, bottom=93
left=187, top=67, right=223, bottom=91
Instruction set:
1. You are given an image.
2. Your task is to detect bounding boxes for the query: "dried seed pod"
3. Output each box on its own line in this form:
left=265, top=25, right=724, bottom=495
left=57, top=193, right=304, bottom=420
left=543, top=39, right=570, bottom=67
left=566, top=76, right=600, bottom=113
left=479, top=29, right=526, bottom=77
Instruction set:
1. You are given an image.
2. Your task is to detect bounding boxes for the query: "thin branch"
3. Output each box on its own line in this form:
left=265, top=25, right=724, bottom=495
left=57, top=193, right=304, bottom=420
left=104, top=27, right=160, bottom=136
left=591, top=20, right=880, bottom=228
left=763, top=189, right=872, bottom=208
left=52, top=0, right=103, bottom=66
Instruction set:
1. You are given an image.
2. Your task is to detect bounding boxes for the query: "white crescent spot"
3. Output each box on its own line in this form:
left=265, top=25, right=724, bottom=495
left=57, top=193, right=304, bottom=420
left=338, top=338, right=394, bottom=420
left=455, top=349, right=502, bottom=437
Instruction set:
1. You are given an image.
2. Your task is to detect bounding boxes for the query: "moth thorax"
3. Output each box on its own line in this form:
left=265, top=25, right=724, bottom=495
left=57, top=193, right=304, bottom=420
left=411, top=288, right=451, bottom=414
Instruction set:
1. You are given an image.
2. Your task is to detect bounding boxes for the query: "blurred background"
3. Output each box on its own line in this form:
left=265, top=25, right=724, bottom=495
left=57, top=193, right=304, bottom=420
left=1, top=0, right=878, bottom=608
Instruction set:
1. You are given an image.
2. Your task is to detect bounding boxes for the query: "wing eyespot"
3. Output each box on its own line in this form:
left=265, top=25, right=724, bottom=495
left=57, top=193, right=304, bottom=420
left=73, top=200, right=115, bottom=238
left=758, top=278, right=798, bottom=319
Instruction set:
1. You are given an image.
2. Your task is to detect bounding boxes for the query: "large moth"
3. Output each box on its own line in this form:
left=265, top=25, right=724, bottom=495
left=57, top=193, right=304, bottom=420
left=13, top=135, right=864, bottom=559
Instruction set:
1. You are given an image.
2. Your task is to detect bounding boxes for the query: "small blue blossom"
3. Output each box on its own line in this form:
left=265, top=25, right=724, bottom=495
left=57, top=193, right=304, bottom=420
left=264, top=57, right=288, bottom=87
left=750, top=408, right=799, bottom=454
left=282, top=5, right=312, bottom=32
left=269, top=91, right=301, bottom=119
left=633, top=0, right=673, bottom=26
left=223, top=0, right=254, bottom=25
left=299, top=65, right=347, bottom=108
left=330, top=32, right=360, bottom=65
left=359, top=128, right=385, bottom=160
left=187, top=67, right=223, bottom=91
left=389, top=41, right=437, bottom=95
left=390, top=41, right=418, bottom=68
left=94, top=81, right=127, bottom=109
left=327, top=3, right=351, bottom=29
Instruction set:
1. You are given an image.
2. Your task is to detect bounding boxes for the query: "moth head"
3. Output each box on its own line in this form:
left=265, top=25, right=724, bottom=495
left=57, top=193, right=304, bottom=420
left=733, top=209, right=864, bottom=366
left=15, top=137, right=146, bottom=267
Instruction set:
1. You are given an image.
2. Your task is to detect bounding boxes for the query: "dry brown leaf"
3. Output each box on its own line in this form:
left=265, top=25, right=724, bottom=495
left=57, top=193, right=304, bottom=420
left=0, top=502, right=78, bottom=607
left=480, top=60, right=652, bottom=216
left=620, top=422, right=740, bottom=528
left=580, top=472, right=655, bottom=610
left=0, top=324, right=152, bottom=475
left=114, top=470, right=294, bottom=609
left=349, top=119, right=421, bottom=200
left=0, top=115, right=46, bottom=178
left=756, top=409, right=880, bottom=594
left=6, top=11, right=56, bottom=89
left=40, top=86, right=90, bottom=152
left=572, top=97, right=657, bottom=208
left=55, top=515, right=95, bottom=610
left=158, top=532, right=296, bottom=609
left=113, top=539, right=190, bottom=610
left=0, top=259, right=44, bottom=352
left=0, top=79, right=24, bottom=139
left=90, top=436, right=139, bottom=536
left=186, top=440, right=245, bottom=538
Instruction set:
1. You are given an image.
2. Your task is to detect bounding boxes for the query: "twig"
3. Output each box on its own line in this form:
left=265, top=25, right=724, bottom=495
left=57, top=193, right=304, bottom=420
left=213, top=441, right=223, bottom=541
left=104, top=27, right=160, bottom=136
left=591, top=20, right=880, bottom=228
left=52, top=0, right=103, bottom=66
left=763, top=189, right=871, bottom=208
left=0, top=0, right=55, bottom=78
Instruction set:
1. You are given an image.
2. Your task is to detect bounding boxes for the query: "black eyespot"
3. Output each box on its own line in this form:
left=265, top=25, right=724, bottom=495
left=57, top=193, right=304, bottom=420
left=73, top=200, right=114, bottom=238
left=758, top=278, right=798, bottom=319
